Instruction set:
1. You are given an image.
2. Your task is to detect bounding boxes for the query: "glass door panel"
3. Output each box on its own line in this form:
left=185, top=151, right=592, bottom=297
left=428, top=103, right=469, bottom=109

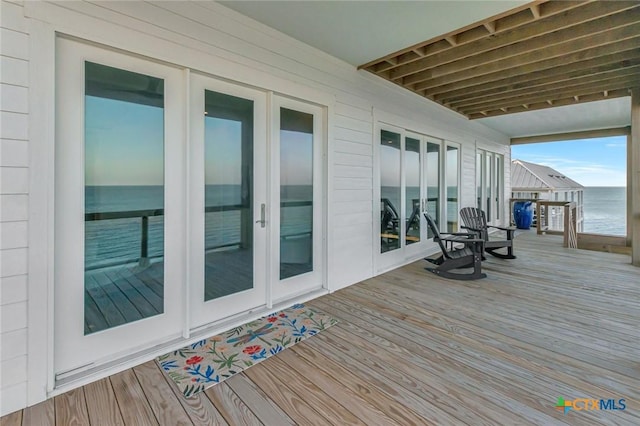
left=84, top=62, right=166, bottom=334
left=495, top=154, right=503, bottom=222
left=486, top=152, right=493, bottom=222
left=189, top=74, right=267, bottom=329
left=446, top=145, right=459, bottom=232
left=203, top=90, right=254, bottom=301
left=380, top=130, right=402, bottom=253
left=426, top=141, right=441, bottom=237
left=405, top=137, right=421, bottom=246
left=271, top=97, right=324, bottom=302
left=279, top=108, right=314, bottom=280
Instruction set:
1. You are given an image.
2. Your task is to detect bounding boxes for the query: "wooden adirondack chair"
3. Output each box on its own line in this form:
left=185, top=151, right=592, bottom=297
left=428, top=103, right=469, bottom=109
left=423, top=212, right=486, bottom=280
left=459, top=207, right=516, bottom=259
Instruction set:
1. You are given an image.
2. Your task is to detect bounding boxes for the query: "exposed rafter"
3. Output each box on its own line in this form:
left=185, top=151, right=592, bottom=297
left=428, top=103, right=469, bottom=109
left=359, top=1, right=640, bottom=119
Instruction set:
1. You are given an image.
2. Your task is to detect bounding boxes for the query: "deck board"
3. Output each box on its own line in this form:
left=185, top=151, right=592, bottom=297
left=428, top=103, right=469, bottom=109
left=3, top=231, right=639, bottom=425
left=83, top=378, right=125, bottom=426
left=54, top=388, right=90, bottom=426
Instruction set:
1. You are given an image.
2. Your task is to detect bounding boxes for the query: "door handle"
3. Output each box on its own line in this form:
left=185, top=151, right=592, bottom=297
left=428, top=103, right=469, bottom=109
left=255, top=203, right=266, bottom=228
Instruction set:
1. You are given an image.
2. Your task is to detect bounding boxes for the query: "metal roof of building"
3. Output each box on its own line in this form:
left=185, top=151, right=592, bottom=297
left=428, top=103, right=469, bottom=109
left=511, top=159, right=584, bottom=191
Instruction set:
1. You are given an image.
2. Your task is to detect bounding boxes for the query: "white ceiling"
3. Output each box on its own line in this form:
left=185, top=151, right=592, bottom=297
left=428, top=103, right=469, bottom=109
left=218, top=0, right=632, bottom=139
left=219, top=0, right=527, bottom=66
left=477, top=97, right=632, bottom=138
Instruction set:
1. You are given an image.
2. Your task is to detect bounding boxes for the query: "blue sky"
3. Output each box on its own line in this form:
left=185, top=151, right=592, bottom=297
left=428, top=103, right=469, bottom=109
left=511, top=136, right=627, bottom=187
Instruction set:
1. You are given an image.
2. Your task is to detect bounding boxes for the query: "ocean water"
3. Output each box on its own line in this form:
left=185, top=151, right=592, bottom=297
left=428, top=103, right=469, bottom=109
left=582, top=186, right=626, bottom=236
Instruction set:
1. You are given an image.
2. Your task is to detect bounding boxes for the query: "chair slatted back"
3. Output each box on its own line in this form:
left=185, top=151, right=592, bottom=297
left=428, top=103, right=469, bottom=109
left=460, top=207, right=488, bottom=241
left=423, top=212, right=451, bottom=259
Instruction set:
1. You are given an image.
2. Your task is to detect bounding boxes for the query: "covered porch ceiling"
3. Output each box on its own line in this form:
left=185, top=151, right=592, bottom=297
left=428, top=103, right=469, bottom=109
left=219, top=0, right=639, bottom=138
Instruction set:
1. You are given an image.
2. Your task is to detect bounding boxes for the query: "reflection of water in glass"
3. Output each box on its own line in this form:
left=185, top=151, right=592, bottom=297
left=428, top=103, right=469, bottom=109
left=84, top=185, right=314, bottom=269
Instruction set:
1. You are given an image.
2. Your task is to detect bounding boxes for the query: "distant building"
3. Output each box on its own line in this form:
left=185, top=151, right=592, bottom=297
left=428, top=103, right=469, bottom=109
left=511, top=159, right=584, bottom=231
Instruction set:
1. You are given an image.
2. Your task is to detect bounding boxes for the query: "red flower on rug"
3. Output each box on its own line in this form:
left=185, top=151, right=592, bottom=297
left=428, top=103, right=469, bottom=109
left=242, top=345, right=262, bottom=355
left=267, top=317, right=278, bottom=323
left=185, top=355, right=203, bottom=365
left=279, top=313, right=286, bottom=317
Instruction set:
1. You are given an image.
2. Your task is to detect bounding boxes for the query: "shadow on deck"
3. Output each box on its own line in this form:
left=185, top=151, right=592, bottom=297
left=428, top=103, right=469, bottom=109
left=4, top=231, right=639, bottom=425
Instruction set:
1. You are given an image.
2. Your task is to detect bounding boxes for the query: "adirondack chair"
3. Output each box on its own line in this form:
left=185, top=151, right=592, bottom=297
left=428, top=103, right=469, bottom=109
left=423, top=213, right=486, bottom=280
left=459, top=207, right=516, bottom=259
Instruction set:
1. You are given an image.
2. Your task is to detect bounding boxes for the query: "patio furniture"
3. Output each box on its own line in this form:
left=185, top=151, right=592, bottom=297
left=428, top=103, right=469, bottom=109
left=423, top=212, right=486, bottom=280
left=460, top=207, right=516, bottom=259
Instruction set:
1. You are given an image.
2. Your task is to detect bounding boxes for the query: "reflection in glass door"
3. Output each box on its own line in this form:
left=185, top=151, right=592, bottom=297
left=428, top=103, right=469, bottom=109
left=271, top=97, right=324, bottom=302
left=189, top=75, right=267, bottom=329
left=426, top=141, right=441, bottom=238
left=446, top=144, right=460, bottom=232
left=55, top=38, right=184, bottom=377
left=84, top=62, right=166, bottom=334
left=380, top=130, right=402, bottom=253
left=405, top=137, right=421, bottom=246
left=203, top=90, right=254, bottom=301
left=477, top=149, right=504, bottom=226
left=279, top=108, right=314, bottom=279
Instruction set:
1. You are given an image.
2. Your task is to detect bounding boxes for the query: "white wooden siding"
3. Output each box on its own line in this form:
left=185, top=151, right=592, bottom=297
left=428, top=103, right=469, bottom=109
left=0, top=0, right=29, bottom=415
left=0, top=0, right=510, bottom=415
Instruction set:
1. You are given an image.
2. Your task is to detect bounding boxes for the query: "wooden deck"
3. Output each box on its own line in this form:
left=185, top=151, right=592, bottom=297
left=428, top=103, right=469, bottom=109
left=4, top=231, right=639, bottom=425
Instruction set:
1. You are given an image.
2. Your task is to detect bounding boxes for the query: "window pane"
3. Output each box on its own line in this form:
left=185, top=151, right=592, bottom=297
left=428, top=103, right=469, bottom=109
left=204, top=90, right=254, bottom=300
left=280, top=108, right=314, bottom=279
left=381, top=130, right=401, bottom=253
left=476, top=152, right=483, bottom=210
left=84, top=62, right=165, bottom=334
left=486, top=153, right=492, bottom=221
left=405, top=137, right=421, bottom=245
left=426, top=142, right=440, bottom=237
left=496, top=155, right=503, bottom=220
left=447, top=145, right=459, bottom=232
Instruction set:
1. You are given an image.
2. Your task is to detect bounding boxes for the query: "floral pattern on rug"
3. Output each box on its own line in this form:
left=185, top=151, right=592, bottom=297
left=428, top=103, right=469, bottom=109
left=157, top=303, right=338, bottom=397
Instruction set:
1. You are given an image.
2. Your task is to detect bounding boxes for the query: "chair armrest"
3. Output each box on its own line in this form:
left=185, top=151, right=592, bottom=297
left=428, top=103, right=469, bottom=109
left=441, top=236, right=483, bottom=243
left=461, top=225, right=483, bottom=233
left=487, top=225, right=516, bottom=239
left=488, top=225, right=516, bottom=231
left=441, top=231, right=475, bottom=237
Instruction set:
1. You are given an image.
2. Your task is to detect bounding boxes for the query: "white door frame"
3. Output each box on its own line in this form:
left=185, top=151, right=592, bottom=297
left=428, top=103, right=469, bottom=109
left=188, top=73, right=269, bottom=330
left=269, top=95, right=325, bottom=303
left=54, top=37, right=186, bottom=378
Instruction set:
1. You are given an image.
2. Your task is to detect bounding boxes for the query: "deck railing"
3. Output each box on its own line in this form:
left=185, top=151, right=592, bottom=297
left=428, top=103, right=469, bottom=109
left=536, top=201, right=578, bottom=248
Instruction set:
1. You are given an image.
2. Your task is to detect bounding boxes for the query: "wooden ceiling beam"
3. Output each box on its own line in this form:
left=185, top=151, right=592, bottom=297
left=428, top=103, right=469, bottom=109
left=462, top=77, right=639, bottom=115
left=450, top=65, right=640, bottom=110
left=357, top=1, right=552, bottom=72
left=411, top=7, right=640, bottom=84
left=468, top=89, right=631, bottom=119
left=405, top=20, right=640, bottom=86
left=387, top=1, right=633, bottom=80
left=416, top=36, right=640, bottom=93
left=435, top=50, right=640, bottom=103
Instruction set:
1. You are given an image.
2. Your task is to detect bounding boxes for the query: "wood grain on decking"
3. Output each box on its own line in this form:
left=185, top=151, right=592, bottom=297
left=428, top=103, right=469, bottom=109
left=4, top=232, right=639, bottom=425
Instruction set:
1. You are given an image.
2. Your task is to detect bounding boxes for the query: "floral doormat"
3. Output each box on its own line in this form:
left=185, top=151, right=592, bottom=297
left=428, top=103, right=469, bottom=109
left=157, top=303, right=338, bottom=397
